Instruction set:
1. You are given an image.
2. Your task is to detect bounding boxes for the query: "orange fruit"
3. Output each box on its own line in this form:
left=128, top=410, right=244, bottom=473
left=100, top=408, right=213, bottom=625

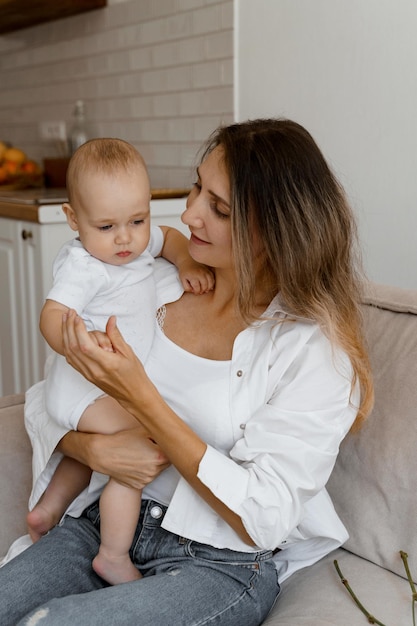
left=0, top=141, right=8, bottom=162
left=0, top=165, right=8, bottom=183
left=4, top=160, right=20, bottom=175
left=21, top=160, right=40, bottom=174
left=4, top=147, right=26, bottom=165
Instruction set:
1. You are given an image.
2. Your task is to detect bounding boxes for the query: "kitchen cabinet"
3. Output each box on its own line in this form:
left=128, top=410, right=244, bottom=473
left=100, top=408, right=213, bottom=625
left=0, top=217, right=73, bottom=396
left=0, top=194, right=188, bottom=396
left=0, top=0, right=106, bottom=35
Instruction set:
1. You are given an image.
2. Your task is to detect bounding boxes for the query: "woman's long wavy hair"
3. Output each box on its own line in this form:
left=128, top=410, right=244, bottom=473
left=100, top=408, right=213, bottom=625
left=199, top=118, right=373, bottom=429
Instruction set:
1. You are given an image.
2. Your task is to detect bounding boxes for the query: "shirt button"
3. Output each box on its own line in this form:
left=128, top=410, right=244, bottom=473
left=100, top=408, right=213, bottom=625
left=240, top=423, right=246, bottom=430
left=150, top=505, right=163, bottom=519
left=236, top=370, right=243, bottom=377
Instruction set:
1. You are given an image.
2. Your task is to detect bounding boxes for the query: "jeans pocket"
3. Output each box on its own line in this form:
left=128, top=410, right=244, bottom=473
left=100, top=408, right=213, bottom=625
left=82, top=500, right=101, bottom=527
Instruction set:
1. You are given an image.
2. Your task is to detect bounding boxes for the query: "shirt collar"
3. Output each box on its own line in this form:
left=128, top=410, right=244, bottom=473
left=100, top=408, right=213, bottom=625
left=261, top=292, right=314, bottom=323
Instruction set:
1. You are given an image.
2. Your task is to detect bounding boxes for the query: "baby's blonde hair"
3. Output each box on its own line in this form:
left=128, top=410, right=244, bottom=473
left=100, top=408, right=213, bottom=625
left=66, top=138, right=148, bottom=204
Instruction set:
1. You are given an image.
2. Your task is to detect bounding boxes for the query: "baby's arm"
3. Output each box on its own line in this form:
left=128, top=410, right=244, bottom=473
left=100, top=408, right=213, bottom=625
left=40, top=299, right=69, bottom=354
left=40, top=300, right=113, bottom=355
left=159, top=225, right=214, bottom=294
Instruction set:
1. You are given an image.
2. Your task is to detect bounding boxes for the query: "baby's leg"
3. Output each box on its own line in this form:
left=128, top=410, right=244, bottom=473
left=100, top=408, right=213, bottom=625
left=27, top=457, right=92, bottom=542
left=79, top=395, right=145, bottom=585
left=92, top=478, right=143, bottom=584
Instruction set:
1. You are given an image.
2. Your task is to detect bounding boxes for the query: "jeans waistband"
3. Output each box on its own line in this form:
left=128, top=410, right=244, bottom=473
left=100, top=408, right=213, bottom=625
left=83, top=498, right=281, bottom=558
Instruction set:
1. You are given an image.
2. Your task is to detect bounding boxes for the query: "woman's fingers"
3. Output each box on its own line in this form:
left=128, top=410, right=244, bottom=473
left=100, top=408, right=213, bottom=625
left=62, top=310, right=144, bottom=400
left=92, top=429, right=170, bottom=490
left=62, top=309, right=102, bottom=381
left=64, top=310, right=110, bottom=360
left=89, top=330, right=114, bottom=352
left=62, top=309, right=84, bottom=351
left=105, top=316, right=130, bottom=356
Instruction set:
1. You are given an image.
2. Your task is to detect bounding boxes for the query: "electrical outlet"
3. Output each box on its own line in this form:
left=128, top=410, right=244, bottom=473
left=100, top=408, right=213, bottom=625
left=39, top=121, right=67, bottom=141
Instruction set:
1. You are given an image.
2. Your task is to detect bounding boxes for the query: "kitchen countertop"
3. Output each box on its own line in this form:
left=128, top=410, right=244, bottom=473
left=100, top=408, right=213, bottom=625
left=0, top=187, right=190, bottom=223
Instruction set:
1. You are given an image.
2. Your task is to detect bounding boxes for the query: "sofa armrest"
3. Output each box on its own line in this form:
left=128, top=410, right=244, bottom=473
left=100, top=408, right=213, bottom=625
left=0, top=394, right=32, bottom=557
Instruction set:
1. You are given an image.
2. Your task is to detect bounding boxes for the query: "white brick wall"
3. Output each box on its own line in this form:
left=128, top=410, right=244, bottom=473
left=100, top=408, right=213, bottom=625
left=0, top=0, right=233, bottom=188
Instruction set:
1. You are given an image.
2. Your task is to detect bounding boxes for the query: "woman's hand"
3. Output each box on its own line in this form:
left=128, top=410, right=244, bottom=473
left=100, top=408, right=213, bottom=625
left=59, top=428, right=170, bottom=491
left=62, top=310, right=150, bottom=410
left=88, top=429, right=170, bottom=490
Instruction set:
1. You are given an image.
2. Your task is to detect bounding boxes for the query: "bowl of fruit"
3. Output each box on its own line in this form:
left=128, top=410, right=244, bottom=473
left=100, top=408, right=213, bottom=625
left=0, top=141, right=43, bottom=190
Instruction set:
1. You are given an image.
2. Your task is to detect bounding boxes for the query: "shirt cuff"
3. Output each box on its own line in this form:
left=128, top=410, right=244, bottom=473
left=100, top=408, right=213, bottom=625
left=197, top=444, right=249, bottom=513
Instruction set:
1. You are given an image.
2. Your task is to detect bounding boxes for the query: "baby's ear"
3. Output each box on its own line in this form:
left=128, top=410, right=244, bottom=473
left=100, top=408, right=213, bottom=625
left=62, top=202, right=78, bottom=231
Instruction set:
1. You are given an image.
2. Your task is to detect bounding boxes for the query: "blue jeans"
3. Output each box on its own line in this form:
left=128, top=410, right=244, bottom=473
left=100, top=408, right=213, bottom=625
left=0, top=499, right=280, bottom=625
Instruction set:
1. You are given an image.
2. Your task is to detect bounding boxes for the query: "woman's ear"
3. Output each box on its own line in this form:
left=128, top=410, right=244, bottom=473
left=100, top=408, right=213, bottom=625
left=62, top=203, right=78, bottom=231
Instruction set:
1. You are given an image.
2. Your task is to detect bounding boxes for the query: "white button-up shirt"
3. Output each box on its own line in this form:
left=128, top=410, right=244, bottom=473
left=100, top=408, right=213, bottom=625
left=152, top=260, right=359, bottom=582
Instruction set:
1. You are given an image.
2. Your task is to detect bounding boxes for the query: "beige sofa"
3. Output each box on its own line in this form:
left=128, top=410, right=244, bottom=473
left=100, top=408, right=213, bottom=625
left=1, top=282, right=416, bottom=625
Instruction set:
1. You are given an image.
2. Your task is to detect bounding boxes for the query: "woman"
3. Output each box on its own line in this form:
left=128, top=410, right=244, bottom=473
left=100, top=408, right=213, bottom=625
left=0, top=119, right=373, bottom=625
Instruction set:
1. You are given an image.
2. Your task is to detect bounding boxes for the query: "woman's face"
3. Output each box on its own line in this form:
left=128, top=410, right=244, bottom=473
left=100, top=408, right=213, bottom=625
left=182, top=147, right=233, bottom=270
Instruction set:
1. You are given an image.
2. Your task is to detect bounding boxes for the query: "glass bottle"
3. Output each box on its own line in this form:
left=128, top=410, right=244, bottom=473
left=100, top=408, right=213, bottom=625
left=69, top=100, right=91, bottom=154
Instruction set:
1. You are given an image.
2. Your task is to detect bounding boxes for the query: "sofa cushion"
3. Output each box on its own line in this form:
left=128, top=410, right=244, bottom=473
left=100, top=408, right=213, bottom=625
left=327, top=283, right=417, bottom=582
left=264, top=549, right=414, bottom=625
left=362, top=281, right=417, bottom=314
left=0, top=394, right=32, bottom=557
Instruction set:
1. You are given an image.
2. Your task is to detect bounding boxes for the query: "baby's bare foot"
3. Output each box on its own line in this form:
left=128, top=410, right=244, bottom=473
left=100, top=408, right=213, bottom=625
left=27, top=505, right=59, bottom=542
left=92, top=551, right=142, bottom=585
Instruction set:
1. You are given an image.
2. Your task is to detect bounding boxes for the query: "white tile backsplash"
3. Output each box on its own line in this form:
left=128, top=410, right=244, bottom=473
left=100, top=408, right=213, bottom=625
left=0, top=0, right=233, bottom=188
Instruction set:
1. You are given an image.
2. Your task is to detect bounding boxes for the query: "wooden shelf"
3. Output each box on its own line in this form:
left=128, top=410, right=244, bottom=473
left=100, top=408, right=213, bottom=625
left=0, top=0, right=107, bottom=35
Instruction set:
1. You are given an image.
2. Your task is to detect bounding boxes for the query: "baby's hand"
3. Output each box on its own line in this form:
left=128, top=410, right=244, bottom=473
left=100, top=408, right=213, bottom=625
left=88, top=330, right=114, bottom=352
left=178, top=260, right=215, bottom=294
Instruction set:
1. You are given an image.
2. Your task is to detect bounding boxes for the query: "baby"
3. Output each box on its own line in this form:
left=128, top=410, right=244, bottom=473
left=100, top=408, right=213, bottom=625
left=27, top=138, right=213, bottom=585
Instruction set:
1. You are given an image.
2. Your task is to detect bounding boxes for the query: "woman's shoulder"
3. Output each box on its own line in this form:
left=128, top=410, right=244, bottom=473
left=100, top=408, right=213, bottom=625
left=261, top=296, right=353, bottom=385
left=256, top=293, right=345, bottom=368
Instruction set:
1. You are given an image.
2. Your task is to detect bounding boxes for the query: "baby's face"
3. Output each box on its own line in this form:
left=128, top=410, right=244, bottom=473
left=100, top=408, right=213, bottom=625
left=69, top=167, right=151, bottom=266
